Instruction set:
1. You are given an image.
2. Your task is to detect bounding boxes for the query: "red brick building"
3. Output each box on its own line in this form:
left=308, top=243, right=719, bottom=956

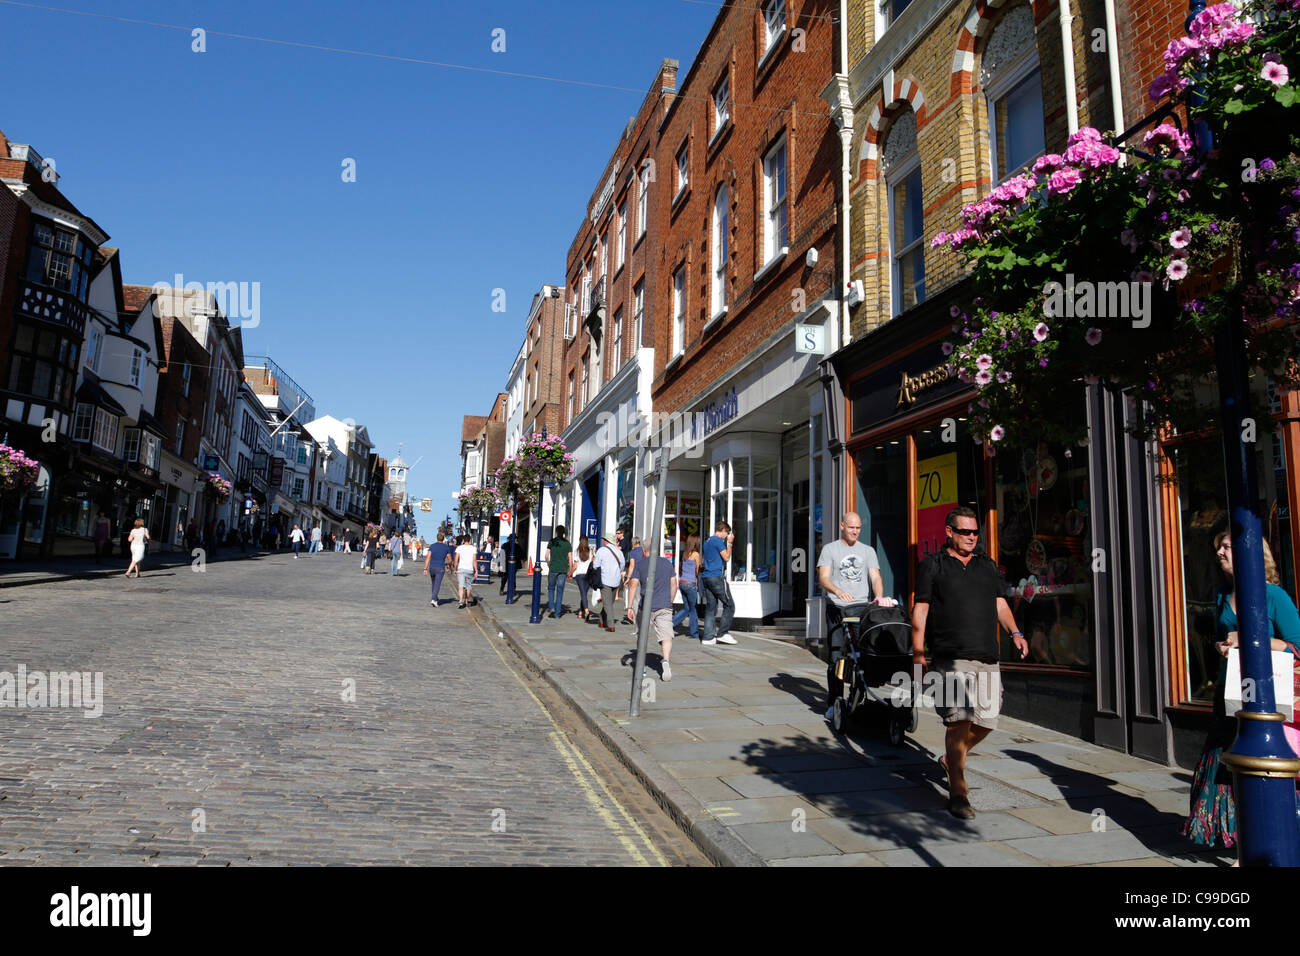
left=652, top=0, right=841, bottom=620
left=556, top=59, right=679, bottom=549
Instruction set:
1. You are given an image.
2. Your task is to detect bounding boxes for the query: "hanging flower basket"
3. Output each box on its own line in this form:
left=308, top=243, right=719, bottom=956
left=455, top=485, right=498, bottom=516
left=493, top=433, right=574, bottom=502
left=934, top=0, right=1300, bottom=446
left=204, top=472, right=233, bottom=500
left=0, top=443, right=39, bottom=496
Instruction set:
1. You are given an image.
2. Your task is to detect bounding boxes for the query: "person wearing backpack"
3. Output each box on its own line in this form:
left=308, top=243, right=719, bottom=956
left=591, top=534, right=625, bottom=632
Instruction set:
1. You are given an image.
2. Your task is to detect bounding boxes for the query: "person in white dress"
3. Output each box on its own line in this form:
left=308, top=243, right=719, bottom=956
left=125, top=518, right=150, bottom=578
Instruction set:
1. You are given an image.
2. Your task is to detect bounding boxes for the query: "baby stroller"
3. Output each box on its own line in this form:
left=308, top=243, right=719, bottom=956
left=827, top=601, right=918, bottom=745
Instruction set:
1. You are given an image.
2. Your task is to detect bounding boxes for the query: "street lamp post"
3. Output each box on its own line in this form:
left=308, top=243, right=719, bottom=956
left=505, top=492, right=518, bottom=604
left=1181, top=0, right=1300, bottom=865
left=529, top=426, right=550, bottom=625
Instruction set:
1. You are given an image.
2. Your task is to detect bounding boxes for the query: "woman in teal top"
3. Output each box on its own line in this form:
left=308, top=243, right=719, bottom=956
left=1183, top=533, right=1300, bottom=849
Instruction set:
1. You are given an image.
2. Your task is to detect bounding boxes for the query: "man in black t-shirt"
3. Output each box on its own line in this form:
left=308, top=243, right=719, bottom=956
left=912, top=506, right=1028, bottom=820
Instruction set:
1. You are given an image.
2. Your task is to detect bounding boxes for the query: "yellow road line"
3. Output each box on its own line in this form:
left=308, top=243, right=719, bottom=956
left=470, top=615, right=668, bottom=866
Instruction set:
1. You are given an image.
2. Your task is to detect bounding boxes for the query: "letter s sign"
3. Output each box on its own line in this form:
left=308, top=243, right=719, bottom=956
left=795, top=323, right=825, bottom=355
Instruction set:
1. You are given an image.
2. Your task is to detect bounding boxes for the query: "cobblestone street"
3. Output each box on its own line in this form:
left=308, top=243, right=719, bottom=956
left=0, top=552, right=707, bottom=866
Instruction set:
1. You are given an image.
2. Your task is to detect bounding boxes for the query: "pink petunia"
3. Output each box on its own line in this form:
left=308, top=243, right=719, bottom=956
left=1170, top=227, right=1192, bottom=249
left=996, top=370, right=1012, bottom=383
left=1033, top=154, right=1066, bottom=175
left=976, top=353, right=994, bottom=371
left=1167, top=258, right=1189, bottom=281
left=1262, top=61, right=1290, bottom=86
left=1033, top=322, right=1050, bottom=342
left=941, top=341, right=955, bottom=355
left=990, top=426, right=1005, bottom=442
left=975, top=369, right=993, bottom=387
left=1085, top=327, right=1103, bottom=346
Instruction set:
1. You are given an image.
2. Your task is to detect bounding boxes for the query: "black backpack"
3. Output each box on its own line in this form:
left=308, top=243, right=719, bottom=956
left=586, top=547, right=607, bottom=589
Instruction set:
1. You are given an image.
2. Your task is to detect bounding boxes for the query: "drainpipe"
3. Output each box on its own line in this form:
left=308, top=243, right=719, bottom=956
left=834, top=0, right=853, bottom=350
left=1058, top=0, right=1080, bottom=134
left=1102, top=0, right=1125, bottom=146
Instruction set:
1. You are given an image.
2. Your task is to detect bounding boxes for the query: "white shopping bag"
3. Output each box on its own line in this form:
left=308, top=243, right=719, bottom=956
left=1224, top=648, right=1295, bottom=721
left=589, top=588, right=601, bottom=606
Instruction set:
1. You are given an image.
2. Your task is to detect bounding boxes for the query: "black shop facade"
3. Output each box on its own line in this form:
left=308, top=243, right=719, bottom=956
left=831, top=286, right=1187, bottom=766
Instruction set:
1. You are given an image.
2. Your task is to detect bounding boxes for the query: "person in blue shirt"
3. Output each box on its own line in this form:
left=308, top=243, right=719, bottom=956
left=422, top=531, right=456, bottom=607
left=699, top=522, right=738, bottom=645
left=1184, top=532, right=1300, bottom=850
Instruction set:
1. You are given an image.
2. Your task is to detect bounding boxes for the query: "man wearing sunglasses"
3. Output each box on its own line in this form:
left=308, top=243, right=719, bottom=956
left=912, top=505, right=1028, bottom=819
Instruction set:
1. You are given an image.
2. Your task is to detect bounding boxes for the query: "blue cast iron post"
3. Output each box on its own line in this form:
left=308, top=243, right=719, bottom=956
left=528, top=426, right=548, bottom=625
left=1185, top=0, right=1300, bottom=865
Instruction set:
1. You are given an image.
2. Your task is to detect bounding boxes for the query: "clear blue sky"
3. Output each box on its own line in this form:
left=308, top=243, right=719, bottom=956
left=0, top=0, right=717, bottom=538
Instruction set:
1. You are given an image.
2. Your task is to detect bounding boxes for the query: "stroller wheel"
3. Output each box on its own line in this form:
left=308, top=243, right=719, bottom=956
left=831, top=697, right=847, bottom=734
left=888, top=710, right=908, bottom=747
left=907, top=705, right=919, bottom=733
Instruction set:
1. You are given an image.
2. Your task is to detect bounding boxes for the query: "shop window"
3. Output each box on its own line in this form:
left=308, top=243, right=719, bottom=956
left=993, top=428, right=1093, bottom=669
left=855, top=440, right=908, bottom=599
left=617, top=460, right=635, bottom=535
left=1162, top=372, right=1293, bottom=702
left=711, top=455, right=780, bottom=583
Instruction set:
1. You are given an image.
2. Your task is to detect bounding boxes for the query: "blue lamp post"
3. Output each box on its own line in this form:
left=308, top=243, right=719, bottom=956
left=1180, top=0, right=1300, bottom=865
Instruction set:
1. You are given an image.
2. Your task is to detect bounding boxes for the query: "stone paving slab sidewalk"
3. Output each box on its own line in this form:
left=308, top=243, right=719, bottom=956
left=477, top=584, right=1233, bottom=868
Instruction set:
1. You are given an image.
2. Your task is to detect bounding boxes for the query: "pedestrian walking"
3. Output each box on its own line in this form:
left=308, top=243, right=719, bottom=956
left=124, top=518, right=149, bottom=578
left=635, top=544, right=678, bottom=682
left=571, top=538, right=593, bottom=621
left=423, top=531, right=455, bottom=606
left=818, top=511, right=896, bottom=713
left=453, top=535, right=478, bottom=608
left=92, top=511, right=111, bottom=564
left=186, top=519, right=199, bottom=553
left=1183, top=533, right=1300, bottom=850
left=545, top=526, right=574, bottom=618
left=592, top=534, right=626, bottom=632
left=363, top=533, right=379, bottom=573
left=911, top=506, right=1028, bottom=820
left=671, top=534, right=702, bottom=639
left=387, top=534, right=402, bottom=576
left=310, top=524, right=323, bottom=555
left=699, top=522, right=738, bottom=645
left=289, top=523, right=306, bottom=558
left=622, top=539, right=642, bottom=627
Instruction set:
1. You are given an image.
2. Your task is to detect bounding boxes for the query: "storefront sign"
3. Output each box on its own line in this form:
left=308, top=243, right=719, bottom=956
left=202, top=454, right=219, bottom=471
left=269, top=457, right=284, bottom=488
left=916, top=452, right=957, bottom=558
left=690, top=388, right=739, bottom=442
left=851, top=345, right=966, bottom=437
left=795, top=324, right=826, bottom=354
left=896, top=363, right=952, bottom=408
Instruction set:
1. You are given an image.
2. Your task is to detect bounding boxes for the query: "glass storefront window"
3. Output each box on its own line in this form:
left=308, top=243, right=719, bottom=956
left=1165, top=372, right=1293, bottom=703
left=617, top=459, right=635, bottom=535
left=993, top=432, right=1094, bottom=669
left=855, top=440, right=908, bottom=599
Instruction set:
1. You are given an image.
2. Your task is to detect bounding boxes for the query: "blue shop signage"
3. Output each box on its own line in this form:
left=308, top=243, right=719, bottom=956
left=691, top=388, right=738, bottom=442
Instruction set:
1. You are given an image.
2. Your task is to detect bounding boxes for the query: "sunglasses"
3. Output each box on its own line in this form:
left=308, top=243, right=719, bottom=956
left=948, top=527, right=980, bottom=537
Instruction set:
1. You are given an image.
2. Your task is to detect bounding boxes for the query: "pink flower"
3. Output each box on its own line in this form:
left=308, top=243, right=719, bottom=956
left=996, top=370, right=1012, bottom=383
left=1142, top=123, right=1193, bottom=154
left=941, top=341, right=954, bottom=355
left=1262, top=61, right=1290, bottom=86
left=1085, top=327, right=1103, bottom=346
left=1033, top=322, right=1050, bottom=342
left=990, top=426, right=1005, bottom=442
left=1170, top=227, right=1192, bottom=249
left=1032, top=154, right=1065, bottom=176
left=1134, top=269, right=1155, bottom=283
left=976, top=353, right=994, bottom=370
left=1120, top=228, right=1138, bottom=252
left=931, top=231, right=950, bottom=248
left=949, top=305, right=961, bottom=318
left=975, top=369, right=993, bottom=386
left=1167, top=258, right=1189, bottom=281
left=1047, top=168, right=1083, bottom=196
left=1177, top=189, right=1190, bottom=202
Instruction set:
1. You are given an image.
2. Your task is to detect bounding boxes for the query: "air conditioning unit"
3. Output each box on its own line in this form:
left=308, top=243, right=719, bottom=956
left=846, top=279, right=865, bottom=307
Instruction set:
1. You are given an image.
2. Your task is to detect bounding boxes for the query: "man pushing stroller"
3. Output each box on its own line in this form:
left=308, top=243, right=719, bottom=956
left=817, top=511, right=896, bottom=719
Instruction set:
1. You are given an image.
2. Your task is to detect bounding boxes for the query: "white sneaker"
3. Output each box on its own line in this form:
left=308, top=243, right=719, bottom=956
left=430, top=600, right=437, bottom=606
left=716, top=633, right=738, bottom=644
left=661, top=661, right=672, bottom=681
left=701, top=637, right=717, bottom=645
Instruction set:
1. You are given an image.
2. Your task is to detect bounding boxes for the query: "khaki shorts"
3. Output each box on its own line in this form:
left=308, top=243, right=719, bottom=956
left=651, top=608, right=673, bottom=645
left=931, top=659, right=1003, bottom=730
